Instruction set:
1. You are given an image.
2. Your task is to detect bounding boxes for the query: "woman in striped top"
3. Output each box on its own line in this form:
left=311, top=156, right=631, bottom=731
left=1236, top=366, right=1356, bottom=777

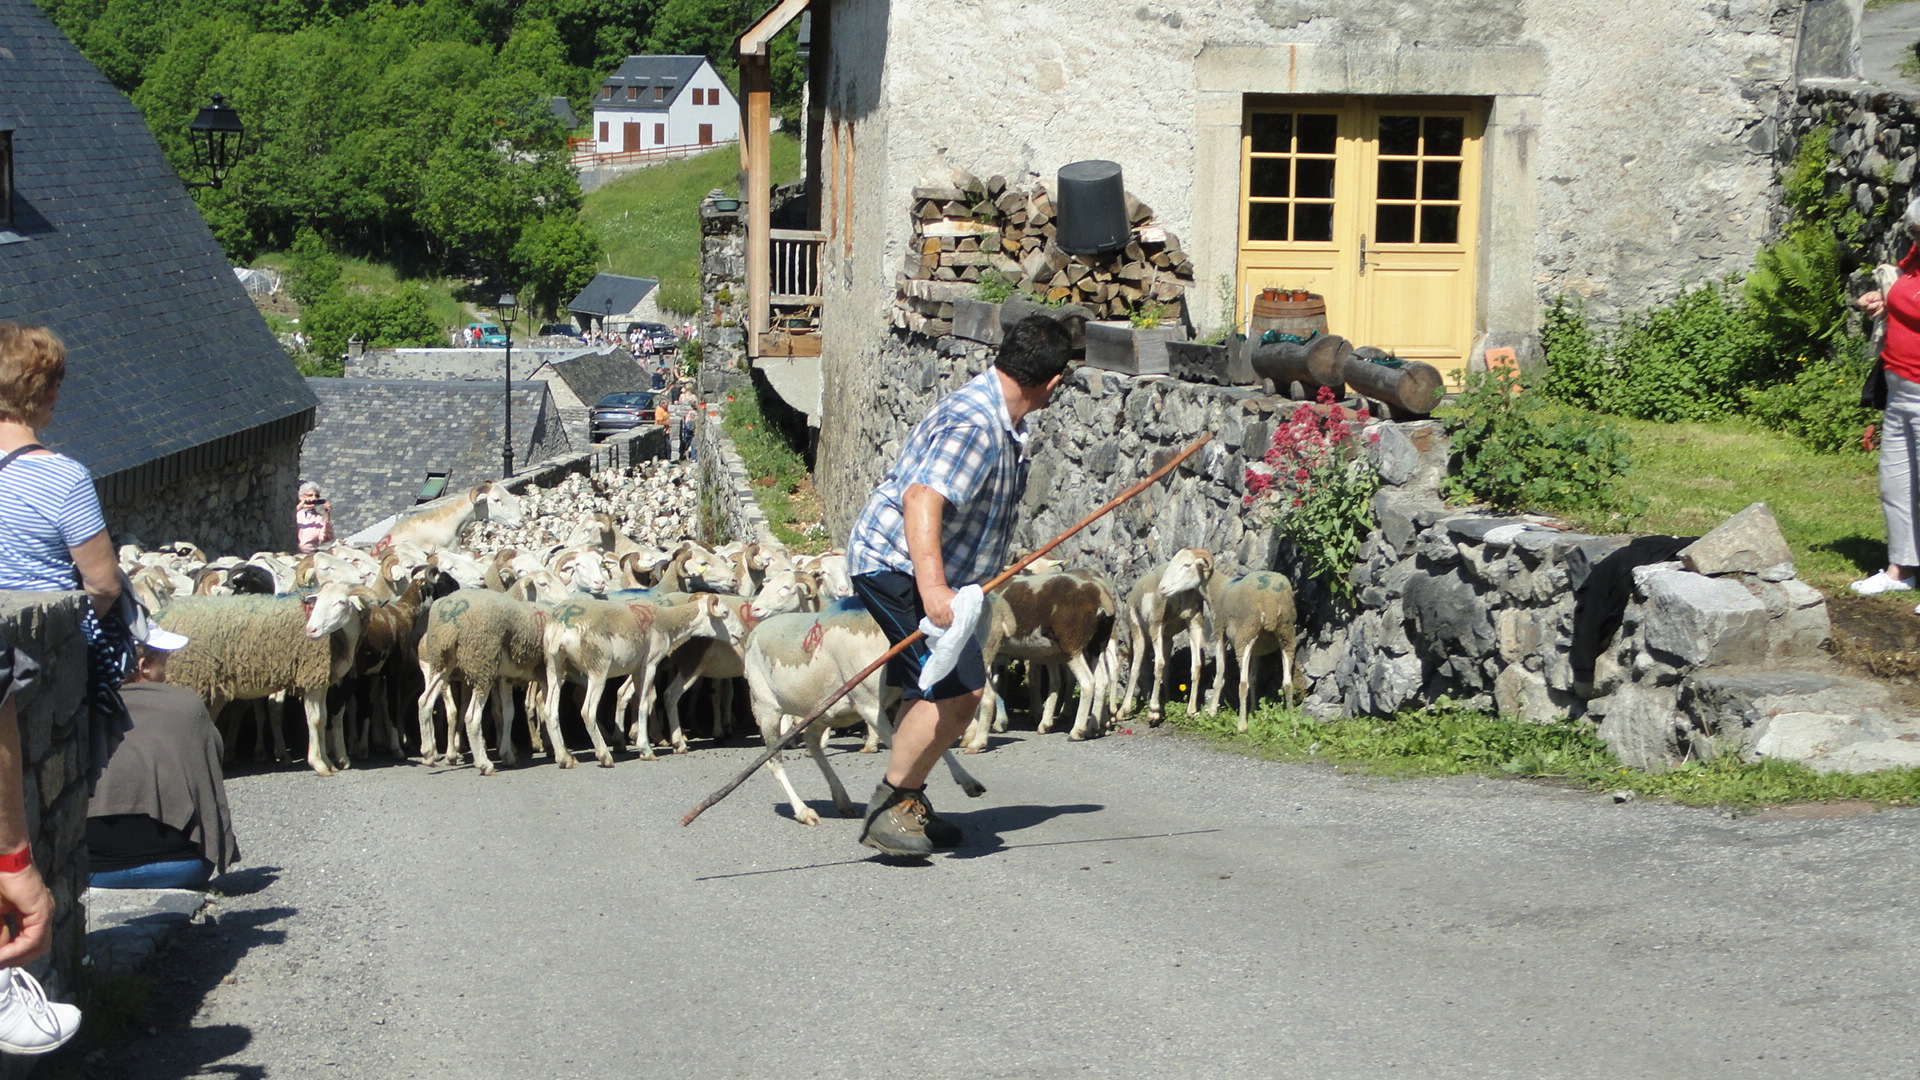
left=0, top=322, right=119, bottom=614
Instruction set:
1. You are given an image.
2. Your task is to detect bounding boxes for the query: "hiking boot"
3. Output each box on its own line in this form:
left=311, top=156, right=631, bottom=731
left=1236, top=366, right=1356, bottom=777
left=920, top=791, right=963, bottom=849
left=859, top=781, right=934, bottom=857
left=0, top=968, right=80, bottom=1056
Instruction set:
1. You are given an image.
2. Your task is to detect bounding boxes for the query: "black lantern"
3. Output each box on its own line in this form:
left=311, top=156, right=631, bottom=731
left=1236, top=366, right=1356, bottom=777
left=498, top=292, right=517, bottom=478
left=185, top=94, right=245, bottom=189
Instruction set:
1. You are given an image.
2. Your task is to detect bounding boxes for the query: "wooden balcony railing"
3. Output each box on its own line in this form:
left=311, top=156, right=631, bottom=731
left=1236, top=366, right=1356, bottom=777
left=769, top=228, right=825, bottom=306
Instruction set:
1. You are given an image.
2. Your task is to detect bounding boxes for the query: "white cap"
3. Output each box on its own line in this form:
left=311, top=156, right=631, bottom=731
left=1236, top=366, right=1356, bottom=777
left=137, top=620, right=189, bottom=651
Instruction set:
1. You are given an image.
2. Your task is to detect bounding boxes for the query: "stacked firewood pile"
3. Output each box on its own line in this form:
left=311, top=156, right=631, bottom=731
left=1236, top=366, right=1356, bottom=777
left=894, top=169, right=1196, bottom=338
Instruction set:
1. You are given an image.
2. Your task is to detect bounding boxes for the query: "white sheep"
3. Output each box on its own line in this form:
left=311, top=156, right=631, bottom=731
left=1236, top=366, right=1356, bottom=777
left=1204, top=570, right=1299, bottom=729
left=1122, top=548, right=1215, bottom=725
left=742, top=600, right=986, bottom=825
left=159, top=594, right=364, bottom=775
left=414, top=588, right=548, bottom=774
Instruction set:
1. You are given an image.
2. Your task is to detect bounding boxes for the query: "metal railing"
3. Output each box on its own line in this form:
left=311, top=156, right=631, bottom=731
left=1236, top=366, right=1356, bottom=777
left=570, top=138, right=737, bottom=169
left=769, top=228, right=825, bottom=305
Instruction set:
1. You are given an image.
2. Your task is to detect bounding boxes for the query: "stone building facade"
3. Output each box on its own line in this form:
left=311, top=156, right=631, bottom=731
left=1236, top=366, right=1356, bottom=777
left=797, top=0, right=1861, bottom=526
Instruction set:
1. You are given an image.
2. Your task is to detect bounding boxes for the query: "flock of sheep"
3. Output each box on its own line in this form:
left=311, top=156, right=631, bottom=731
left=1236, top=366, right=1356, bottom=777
left=116, top=463, right=1301, bottom=825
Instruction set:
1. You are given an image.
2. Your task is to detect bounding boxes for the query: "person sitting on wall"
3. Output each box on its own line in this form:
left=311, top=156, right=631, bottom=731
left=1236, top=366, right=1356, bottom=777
left=86, top=620, right=240, bottom=891
left=295, top=481, right=334, bottom=554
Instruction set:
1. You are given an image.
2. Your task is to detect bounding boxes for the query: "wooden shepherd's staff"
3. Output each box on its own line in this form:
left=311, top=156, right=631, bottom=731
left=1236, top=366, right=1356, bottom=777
left=679, top=432, right=1213, bottom=827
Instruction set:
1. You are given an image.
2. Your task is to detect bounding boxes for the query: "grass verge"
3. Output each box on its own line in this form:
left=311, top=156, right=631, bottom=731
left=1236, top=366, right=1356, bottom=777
left=720, top=381, right=827, bottom=553
left=581, top=135, right=801, bottom=316
left=1528, top=408, right=1882, bottom=594
left=1162, top=702, right=1920, bottom=809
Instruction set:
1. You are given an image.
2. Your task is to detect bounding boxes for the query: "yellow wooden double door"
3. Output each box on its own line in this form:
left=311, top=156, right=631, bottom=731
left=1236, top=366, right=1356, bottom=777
left=1237, top=97, right=1485, bottom=376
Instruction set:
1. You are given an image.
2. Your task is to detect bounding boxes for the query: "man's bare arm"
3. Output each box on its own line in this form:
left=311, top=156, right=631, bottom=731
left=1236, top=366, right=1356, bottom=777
left=903, top=483, right=956, bottom=628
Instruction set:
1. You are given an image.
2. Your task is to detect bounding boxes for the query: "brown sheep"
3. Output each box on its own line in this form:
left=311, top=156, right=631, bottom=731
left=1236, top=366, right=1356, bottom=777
left=1204, top=571, right=1298, bottom=729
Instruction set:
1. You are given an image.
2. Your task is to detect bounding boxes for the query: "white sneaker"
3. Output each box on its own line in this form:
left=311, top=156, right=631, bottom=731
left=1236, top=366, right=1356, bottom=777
left=1850, top=571, right=1913, bottom=595
left=0, top=968, right=79, bottom=1055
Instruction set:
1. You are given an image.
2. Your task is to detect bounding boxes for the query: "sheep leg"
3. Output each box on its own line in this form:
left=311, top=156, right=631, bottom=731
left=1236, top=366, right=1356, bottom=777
left=208, top=696, right=235, bottom=764
left=332, top=698, right=352, bottom=771
left=762, top=715, right=822, bottom=826
left=1236, top=639, right=1257, bottom=733
left=1147, top=620, right=1171, bottom=724
left=1037, top=663, right=1064, bottom=734
left=1122, top=607, right=1147, bottom=718
left=1066, top=652, right=1101, bottom=741
left=302, top=693, right=335, bottom=776
left=523, top=679, right=548, bottom=755
left=268, top=694, right=290, bottom=763
left=961, top=680, right=994, bottom=754
left=1281, top=642, right=1296, bottom=710
left=415, top=663, right=444, bottom=764
left=657, top=667, right=691, bottom=754
left=1185, top=611, right=1207, bottom=718
left=713, top=678, right=734, bottom=742
left=463, top=683, right=498, bottom=776
left=540, top=658, right=578, bottom=769
left=493, top=679, right=518, bottom=768
left=800, top=720, right=857, bottom=817
left=612, top=677, right=648, bottom=760
left=1205, top=633, right=1229, bottom=715
left=378, top=674, right=405, bottom=758
left=577, top=671, right=620, bottom=767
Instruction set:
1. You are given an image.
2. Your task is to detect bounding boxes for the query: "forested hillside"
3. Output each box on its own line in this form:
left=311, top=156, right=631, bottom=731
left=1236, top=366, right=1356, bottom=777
left=34, top=0, right=804, bottom=321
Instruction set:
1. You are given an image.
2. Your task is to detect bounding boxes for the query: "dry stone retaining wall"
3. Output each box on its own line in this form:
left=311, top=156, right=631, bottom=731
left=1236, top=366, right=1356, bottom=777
left=0, top=592, right=96, bottom=1040
left=1789, top=86, right=1920, bottom=287
left=820, top=326, right=1901, bottom=774
left=103, top=436, right=303, bottom=556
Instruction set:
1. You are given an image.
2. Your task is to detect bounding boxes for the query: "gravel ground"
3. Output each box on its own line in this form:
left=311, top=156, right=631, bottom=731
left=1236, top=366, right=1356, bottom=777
left=75, top=724, right=1920, bottom=1080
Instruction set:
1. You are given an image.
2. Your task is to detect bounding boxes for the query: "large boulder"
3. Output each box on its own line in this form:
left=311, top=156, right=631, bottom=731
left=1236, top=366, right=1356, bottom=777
left=1679, top=669, right=1901, bottom=767
left=1635, top=568, right=1770, bottom=667
left=1680, top=502, right=1794, bottom=576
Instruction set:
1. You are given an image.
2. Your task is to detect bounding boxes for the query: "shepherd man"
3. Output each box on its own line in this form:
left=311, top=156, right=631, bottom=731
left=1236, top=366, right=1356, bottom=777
left=845, top=314, right=1073, bottom=857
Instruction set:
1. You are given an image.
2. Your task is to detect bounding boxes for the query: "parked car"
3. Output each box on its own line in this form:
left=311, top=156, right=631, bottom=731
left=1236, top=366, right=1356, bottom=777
left=589, top=391, right=657, bottom=443
left=465, top=322, right=508, bottom=347
left=536, top=323, right=584, bottom=341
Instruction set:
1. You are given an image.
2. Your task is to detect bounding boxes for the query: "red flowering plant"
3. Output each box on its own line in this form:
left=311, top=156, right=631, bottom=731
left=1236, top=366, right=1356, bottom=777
left=1244, top=386, right=1382, bottom=603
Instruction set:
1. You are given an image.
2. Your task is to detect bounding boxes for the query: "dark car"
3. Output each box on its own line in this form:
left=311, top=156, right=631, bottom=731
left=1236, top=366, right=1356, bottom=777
left=634, top=322, right=678, bottom=350
left=589, top=391, right=657, bottom=443
left=536, top=323, right=584, bottom=342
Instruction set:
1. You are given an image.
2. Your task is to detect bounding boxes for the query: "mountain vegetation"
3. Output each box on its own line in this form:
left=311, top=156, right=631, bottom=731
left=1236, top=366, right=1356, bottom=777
left=34, top=0, right=804, bottom=318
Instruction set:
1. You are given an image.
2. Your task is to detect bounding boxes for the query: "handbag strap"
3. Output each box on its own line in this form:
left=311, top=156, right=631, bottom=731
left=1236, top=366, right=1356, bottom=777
left=0, top=444, right=46, bottom=472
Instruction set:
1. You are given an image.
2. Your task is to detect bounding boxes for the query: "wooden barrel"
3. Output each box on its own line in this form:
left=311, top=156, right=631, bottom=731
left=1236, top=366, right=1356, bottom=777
left=1342, top=350, right=1445, bottom=417
left=1249, top=295, right=1330, bottom=343
left=1251, top=334, right=1352, bottom=395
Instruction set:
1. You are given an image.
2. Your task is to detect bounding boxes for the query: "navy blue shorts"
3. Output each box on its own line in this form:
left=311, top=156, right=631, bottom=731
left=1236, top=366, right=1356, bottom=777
left=850, top=571, right=987, bottom=703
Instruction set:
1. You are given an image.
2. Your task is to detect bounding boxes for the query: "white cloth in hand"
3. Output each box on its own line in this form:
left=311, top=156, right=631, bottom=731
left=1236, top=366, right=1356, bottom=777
left=917, top=584, right=983, bottom=692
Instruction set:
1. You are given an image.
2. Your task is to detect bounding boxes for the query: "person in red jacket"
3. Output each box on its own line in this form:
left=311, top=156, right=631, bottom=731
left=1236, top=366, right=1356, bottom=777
left=1855, top=198, right=1920, bottom=601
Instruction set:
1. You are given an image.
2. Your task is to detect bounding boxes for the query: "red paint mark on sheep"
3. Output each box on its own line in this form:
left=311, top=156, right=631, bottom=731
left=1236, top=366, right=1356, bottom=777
left=801, top=621, right=824, bottom=656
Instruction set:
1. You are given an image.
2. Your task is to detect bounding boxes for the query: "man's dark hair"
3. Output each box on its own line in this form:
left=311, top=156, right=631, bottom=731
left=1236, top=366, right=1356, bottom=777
left=995, top=314, right=1074, bottom=387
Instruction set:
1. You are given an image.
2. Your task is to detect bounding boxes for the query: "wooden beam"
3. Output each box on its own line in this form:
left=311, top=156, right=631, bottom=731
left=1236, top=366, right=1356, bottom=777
left=738, top=0, right=809, bottom=57
left=743, top=53, right=773, bottom=355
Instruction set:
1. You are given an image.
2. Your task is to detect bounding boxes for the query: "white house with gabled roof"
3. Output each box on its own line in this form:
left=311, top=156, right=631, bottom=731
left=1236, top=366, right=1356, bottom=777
left=591, top=55, right=738, bottom=154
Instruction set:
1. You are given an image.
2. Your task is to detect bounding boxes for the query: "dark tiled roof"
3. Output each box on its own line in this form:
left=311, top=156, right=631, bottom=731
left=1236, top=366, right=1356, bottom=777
left=0, top=0, right=318, bottom=481
left=549, top=96, right=579, bottom=128
left=545, top=348, right=652, bottom=405
left=346, top=348, right=562, bottom=382
left=595, top=55, right=706, bottom=112
left=568, top=273, right=658, bottom=316
left=298, top=379, right=571, bottom=536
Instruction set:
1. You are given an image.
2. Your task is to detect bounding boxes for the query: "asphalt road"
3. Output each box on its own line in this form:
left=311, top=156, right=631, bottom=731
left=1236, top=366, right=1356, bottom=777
left=1862, top=0, right=1920, bottom=88
left=87, top=725, right=1920, bottom=1080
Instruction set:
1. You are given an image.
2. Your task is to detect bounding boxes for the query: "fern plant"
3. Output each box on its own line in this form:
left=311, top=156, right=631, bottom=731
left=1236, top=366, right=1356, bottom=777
left=1744, top=225, right=1849, bottom=362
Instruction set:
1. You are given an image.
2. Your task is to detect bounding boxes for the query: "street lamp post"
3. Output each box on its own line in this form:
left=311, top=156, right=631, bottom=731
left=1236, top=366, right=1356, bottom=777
left=498, top=292, right=517, bottom=478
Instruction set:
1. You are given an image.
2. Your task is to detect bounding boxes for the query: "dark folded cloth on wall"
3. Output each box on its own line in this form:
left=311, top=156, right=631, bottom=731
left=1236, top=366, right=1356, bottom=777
left=1570, top=535, right=1698, bottom=684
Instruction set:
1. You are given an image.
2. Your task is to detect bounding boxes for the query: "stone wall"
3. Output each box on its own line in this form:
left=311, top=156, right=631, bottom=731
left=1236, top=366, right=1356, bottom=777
left=1786, top=85, right=1920, bottom=290
left=103, top=436, right=303, bottom=556
left=694, top=406, right=779, bottom=549
left=827, top=326, right=1904, bottom=774
left=0, top=593, right=95, bottom=1036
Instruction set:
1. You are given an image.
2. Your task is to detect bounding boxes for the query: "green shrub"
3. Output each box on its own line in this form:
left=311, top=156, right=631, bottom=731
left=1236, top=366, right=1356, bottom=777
left=1244, top=389, right=1379, bottom=603
left=1742, top=344, right=1878, bottom=454
left=1443, top=368, right=1636, bottom=514
left=975, top=268, right=1019, bottom=304
left=1537, top=295, right=1612, bottom=411
left=1744, top=225, right=1850, bottom=362
left=303, top=285, right=442, bottom=359
left=680, top=335, right=703, bottom=376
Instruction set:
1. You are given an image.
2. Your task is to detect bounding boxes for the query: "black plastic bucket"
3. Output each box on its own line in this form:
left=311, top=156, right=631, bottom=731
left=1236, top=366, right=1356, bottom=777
left=1056, top=159, right=1128, bottom=256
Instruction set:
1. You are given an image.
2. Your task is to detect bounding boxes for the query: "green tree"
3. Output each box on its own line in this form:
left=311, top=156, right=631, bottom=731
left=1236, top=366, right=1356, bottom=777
left=285, top=227, right=342, bottom=307
left=512, top=214, right=601, bottom=319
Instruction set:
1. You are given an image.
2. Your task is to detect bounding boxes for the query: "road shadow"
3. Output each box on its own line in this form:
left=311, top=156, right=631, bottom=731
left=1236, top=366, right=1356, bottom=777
left=59, top=904, right=295, bottom=1079
left=209, top=865, right=280, bottom=898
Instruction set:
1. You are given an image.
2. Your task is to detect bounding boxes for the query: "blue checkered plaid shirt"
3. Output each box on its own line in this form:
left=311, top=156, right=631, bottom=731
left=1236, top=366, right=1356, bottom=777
left=848, top=368, right=1030, bottom=587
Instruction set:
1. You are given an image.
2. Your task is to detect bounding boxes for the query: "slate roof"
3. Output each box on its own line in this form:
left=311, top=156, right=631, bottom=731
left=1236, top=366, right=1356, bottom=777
left=569, top=273, right=659, bottom=317
left=0, top=0, right=318, bottom=486
left=594, top=56, right=707, bottom=112
left=299, top=379, right=570, bottom=536
left=549, top=96, right=579, bottom=128
left=543, top=348, right=652, bottom=405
